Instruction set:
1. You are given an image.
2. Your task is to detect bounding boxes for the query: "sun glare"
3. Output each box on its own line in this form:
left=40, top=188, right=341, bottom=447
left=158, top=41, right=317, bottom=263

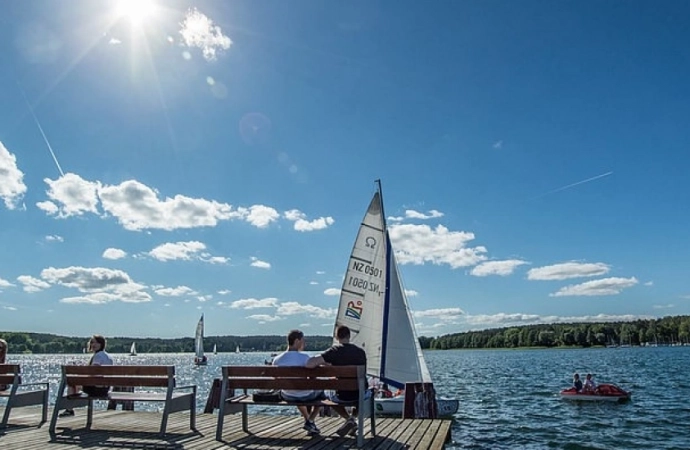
left=116, top=0, right=155, bottom=24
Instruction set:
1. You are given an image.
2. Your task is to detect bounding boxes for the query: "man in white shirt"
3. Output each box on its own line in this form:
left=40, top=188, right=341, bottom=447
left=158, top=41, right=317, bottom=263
left=272, top=330, right=322, bottom=434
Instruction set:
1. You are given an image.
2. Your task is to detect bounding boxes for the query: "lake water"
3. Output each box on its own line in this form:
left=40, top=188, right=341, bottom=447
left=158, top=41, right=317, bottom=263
left=7, top=346, right=690, bottom=449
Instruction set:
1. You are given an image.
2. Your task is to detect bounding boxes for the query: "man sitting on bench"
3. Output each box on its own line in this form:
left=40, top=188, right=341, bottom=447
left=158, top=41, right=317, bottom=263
left=272, top=329, right=323, bottom=435
left=306, top=325, right=366, bottom=437
left=59, top=334, right=113, bottom=417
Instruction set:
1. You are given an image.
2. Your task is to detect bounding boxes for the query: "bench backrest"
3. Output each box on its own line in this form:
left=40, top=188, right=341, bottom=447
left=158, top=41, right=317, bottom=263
left=62, top=365, right=175, bottom=388
left=0, top=364, right=21, bottom=386
left=221, top=365, right=365, bottom=391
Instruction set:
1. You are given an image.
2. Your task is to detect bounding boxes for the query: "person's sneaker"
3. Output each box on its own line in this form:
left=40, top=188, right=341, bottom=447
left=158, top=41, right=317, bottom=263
left=348, top=424, right=358, bottom=437
left=336, top=418, right=356, bottom=437
left=59, top=409, right=75, bottom=417
left=303, top=420, right=320, bottom=435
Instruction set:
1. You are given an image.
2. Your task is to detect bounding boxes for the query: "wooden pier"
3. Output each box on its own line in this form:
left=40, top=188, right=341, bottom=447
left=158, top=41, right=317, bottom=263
left=0, top=407, right=452, bottom=450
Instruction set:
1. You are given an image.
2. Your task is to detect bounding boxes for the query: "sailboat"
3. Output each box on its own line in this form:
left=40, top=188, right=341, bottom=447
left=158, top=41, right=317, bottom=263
left=129, top=342, right=137, bottom=356
left=235, top=345, right=240, bottom=354
left=333, top=181, right=459, bottom=417
left=213, top=344, right=217, bottom=355
left=194, top=314, right=207, bottom=366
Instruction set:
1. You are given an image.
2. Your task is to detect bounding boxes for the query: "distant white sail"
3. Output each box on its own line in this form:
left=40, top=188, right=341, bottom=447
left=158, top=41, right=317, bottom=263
left=194, top=314, right=207, bottom=365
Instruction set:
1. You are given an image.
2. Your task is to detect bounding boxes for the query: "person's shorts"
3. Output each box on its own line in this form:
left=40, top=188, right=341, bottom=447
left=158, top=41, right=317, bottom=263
left=326, top=390, right=370, bottom=404
left=280, top=390, right=325, bottom=402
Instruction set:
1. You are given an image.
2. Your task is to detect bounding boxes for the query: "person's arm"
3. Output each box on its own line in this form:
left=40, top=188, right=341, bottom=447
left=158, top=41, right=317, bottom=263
left=305, top=355, right=326, bottom=368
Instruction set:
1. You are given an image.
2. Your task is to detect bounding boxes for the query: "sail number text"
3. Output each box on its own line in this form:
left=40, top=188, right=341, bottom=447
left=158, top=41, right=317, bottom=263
left=351, top=261, right=383, bottom=278
left=347, top=276, right=381, bottom=294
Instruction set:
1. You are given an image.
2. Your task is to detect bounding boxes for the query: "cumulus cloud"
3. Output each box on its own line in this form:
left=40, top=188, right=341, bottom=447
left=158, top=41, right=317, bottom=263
left=0, top=141, right=27, bottom=210
left=250, top=257, right=271, bottom=269
left=471, top=259, right=528, bottom=277
left=527, top=262, right=610, bottom=280
left=550, top=277, right=638, bottom=297
left=179, top=9, right=232, bottom=61
left=412, top=307, right=465, bottom=320
left=0, top=277, right=16, bottom=288
left=41, top=266, right=151, bottom=304
left=45, top=235, right=64, bottom=242
left=103, top=248, right=127, bottom=260
left=276, top=302, right=335, bottom=319
left=284, top=209, right=335, bottom=232
left=389, top=224, right=487, bottom=268
left=17, top=275, right=51, bottom=293
left=405, top=289, right=418, bottom=297
left=230, top=298, right=279, bottom=309
left=243, top=205, right=280, bottom=228
left=217, top=289, right=231, bottom=295
left=247, top=314, right=282, bottom=323
left=324, top=288, right=340, bottom=296
left=154, top=286, right=198, bottom=297
left=37, top=173, right=101, bottom=217
left=389, top=209, right=444, bottom=222
left=147, top=241, right=227, bottom=264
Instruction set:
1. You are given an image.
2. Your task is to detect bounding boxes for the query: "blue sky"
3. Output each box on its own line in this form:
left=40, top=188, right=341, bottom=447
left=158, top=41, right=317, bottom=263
left=1, top=0, right=689, bottom=339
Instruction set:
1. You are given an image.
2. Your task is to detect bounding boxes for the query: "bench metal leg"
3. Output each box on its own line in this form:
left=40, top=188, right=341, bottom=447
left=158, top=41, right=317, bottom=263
left=241, top=404, right=248, bottom=433
left=86, top=400, right=94, bottom=430
left=190, top=394, right=196, bottom=431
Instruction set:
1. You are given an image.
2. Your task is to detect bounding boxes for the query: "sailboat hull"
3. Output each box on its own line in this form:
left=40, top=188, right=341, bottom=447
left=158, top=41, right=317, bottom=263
left=374, top=396, right=459, bottom=417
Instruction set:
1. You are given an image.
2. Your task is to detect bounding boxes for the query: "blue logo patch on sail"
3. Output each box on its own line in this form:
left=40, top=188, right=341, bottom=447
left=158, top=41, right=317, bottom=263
left=345, top=301, right=363, bottom=320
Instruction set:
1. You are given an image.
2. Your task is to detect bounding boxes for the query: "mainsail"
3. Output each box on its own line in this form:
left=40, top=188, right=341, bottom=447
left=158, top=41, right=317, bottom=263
left=334, top=183, right=431, bottom=389
left=195, top=314, right=205, bottom=360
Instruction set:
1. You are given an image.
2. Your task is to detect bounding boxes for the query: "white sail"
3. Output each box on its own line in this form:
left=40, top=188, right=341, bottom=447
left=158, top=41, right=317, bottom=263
left=213, top=344, right=217, bottom=355
left=195, top=314, right=205, bottom=359
left=129, top=342, right=137, bottom=356
left=334, top=185, right=430, bottom=388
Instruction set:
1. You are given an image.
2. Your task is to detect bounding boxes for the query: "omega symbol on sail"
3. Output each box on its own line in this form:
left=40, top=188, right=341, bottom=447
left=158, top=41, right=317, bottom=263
left=365, top=237, right=377, bottom=248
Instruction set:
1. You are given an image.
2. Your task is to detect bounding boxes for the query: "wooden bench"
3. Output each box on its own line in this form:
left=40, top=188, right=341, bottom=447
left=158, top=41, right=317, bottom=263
left=49, top=365, right=196, bottom=435
left=0, top=364, right=49, bottom=428
left=216, top=365, right=375, bottom=447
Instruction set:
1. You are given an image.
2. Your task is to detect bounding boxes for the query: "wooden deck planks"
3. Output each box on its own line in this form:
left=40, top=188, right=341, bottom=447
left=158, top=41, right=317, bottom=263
left=0, top=407, right=452, bottom=450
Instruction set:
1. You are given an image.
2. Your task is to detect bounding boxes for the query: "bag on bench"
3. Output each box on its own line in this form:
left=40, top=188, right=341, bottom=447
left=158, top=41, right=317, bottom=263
left=252, top=389, right=282, bottom=402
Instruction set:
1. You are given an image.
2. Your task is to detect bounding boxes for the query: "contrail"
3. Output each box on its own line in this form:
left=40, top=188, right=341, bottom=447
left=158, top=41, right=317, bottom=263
left=17, top=83, right=65, bottom=177
left=533, top=171, right=613, bottom=199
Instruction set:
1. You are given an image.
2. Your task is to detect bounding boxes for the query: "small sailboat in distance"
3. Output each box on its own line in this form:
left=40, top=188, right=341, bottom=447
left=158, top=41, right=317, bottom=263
left=194, top=314, right=207, bottom=366
left=213, top=344, right=217, bottom=355
left=129, top=342, right=137, bottom=356
left=235, top=345, right=240, bottom=354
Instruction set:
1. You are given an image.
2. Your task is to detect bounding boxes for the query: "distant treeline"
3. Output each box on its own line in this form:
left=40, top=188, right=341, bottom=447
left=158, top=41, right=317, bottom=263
left=426, top=315, right=690, bottom=349
left=2, top=315, right=689, bottom=354
left=0, top=333, right=335, bottom=355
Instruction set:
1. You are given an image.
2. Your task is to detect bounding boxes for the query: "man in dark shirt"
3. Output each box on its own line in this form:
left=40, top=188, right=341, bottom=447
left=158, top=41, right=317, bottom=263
left=306, top=325, right=366, bottom=437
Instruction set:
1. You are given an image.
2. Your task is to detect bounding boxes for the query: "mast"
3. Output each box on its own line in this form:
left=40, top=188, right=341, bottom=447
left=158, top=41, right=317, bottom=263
left=376, top=179, right=394, bottom=383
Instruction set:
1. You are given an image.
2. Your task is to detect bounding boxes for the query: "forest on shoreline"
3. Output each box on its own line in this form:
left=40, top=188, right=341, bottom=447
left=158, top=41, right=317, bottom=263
left=2, top=315, right=689, bottom=354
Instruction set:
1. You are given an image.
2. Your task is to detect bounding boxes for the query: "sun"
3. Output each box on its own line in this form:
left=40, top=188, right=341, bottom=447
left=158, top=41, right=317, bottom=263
left=116, top=0, right=155, bottom=24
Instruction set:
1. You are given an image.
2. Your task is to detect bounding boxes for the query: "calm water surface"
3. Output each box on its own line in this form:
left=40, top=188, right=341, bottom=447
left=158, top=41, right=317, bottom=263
left=10, top=347, right=690, bottom=449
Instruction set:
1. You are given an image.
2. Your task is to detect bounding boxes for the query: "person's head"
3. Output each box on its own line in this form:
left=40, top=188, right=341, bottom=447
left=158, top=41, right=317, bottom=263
left=89, top=335, right=107, bottom=353
left=586, top=373, right=592, bottom=380
left=335, top=325, right=351, bottom=342
left=287, top=329, right=305, bottom=350
left=573, top=373, right=580, bottom=380
left=0, top=338, right=7, bottom=363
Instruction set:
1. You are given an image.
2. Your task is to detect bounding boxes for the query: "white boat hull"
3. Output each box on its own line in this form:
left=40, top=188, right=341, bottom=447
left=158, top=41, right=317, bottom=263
left=374, top=396, right=459, bottom=417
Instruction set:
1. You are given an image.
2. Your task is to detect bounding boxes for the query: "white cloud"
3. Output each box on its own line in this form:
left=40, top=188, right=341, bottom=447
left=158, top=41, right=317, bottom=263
left=243, top=205, right=280, bottom=228
left=217, top=289, right=231, bottom=295
left=284, top=209, right=335, bottom=232
left=148, top=241, right=230, bottom=264
left=644, top=281, right=653, bottom=286
left=405, top=289, right=418, bottom=297
left=155, top=286, right=198, bottom=297
left=41, top=266, right=151, bottom=303
left=45, top=235, right=64, bottom=242
left=37, top=173, right=101, bottom=217
left=2, top=306, right=17, bottom=311
left=550, top=277, right=638, bottom=297
left=0, top=141, right=28, bottom=210
left=471, top=259, right=528, bottom=277
left=493, top=140, right=503, bottom=149
left=323, top=288, right=340, bottom=296
left=403, top=209, right=444, bottom=220
left=250, top=257, right=271, bottom=269
left=179, top=9, right=232, bottom=61
left=103, top=248, right=127, bottom=260
left=99, top=179, right=240, bottom=231
left=412, top=308, right=465, bottom=320
left=0, top=277, right=15, bottom=288
left=309, top=281, right=318, bottom=285
left=109, top=38, right=121, bottom=45
left=230, top=298, right=279, bottom=309
left=389, top=224, right=487, bottom=268
left=276, top=301, right=335, bottom=319
left=653, top=304, right=674, bottom=309
left=527, top=262, right=610, bottom=281
left=17, top=275, right=51, bottom=293
left=247, top=314, right=282, bottom=323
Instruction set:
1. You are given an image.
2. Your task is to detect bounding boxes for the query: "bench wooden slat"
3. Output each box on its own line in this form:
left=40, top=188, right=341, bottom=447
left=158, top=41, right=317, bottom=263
left=0, top=364, right=21, bottom=375
left=227, top=378, right=359, bottom=391
left=65, top=376, right=170, bottom=387
left=64, top=365, right=172, bottom=376
left=225, top=365, right=359, bottom=378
